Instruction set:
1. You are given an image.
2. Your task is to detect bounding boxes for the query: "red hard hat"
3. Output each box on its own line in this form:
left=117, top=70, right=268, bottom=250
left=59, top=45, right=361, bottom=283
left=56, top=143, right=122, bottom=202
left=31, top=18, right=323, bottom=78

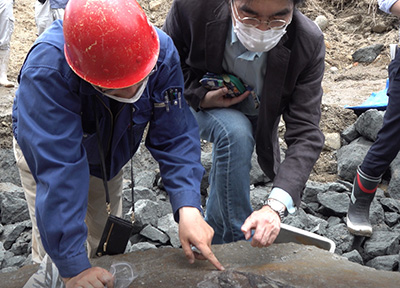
left=63, top=0, right=160, bottom=89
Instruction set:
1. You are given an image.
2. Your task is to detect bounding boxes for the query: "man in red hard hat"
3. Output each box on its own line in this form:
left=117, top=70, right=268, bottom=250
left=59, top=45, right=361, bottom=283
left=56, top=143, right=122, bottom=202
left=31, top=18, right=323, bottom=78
left=12, top=0, right=223, bottom=286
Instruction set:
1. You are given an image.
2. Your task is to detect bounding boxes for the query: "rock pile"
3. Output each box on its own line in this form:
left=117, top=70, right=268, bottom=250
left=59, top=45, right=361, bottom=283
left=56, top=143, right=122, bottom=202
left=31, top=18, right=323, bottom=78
left=0, top=109, right=399, bottom=275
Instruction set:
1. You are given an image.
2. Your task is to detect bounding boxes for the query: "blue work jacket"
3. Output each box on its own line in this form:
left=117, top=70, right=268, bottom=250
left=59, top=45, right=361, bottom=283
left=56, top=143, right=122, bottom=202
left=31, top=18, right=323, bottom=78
left=12, top=20, right=204, bottom=278
left=49, top=0, right=69, bottom=9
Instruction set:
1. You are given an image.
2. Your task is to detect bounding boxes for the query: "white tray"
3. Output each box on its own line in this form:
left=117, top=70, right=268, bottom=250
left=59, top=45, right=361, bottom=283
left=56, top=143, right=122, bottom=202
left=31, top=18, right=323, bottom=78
left=275, top=223, right=336, bottom=253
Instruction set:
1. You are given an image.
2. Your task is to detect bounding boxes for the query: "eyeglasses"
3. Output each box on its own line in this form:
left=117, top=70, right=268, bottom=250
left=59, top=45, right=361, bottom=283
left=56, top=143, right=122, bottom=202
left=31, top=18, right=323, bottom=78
left=231, top=0, right=290, bottom=30
left=93, top=64, right=158, bottom=94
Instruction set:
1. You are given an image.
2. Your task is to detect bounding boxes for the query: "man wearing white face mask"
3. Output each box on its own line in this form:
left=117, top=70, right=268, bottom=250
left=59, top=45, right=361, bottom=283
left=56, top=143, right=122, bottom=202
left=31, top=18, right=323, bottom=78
left=13, top=0, right=224, bottom=286
left=163, top=0, right=325, bottom=247
left=231, top=1, right=291, bottom=53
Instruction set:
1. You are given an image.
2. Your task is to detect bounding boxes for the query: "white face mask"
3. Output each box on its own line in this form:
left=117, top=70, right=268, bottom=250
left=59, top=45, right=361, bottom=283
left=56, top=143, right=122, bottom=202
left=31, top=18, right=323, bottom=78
left=94, top=77, right=149, bottom=104
left=231, top=6, right=290, bottom=53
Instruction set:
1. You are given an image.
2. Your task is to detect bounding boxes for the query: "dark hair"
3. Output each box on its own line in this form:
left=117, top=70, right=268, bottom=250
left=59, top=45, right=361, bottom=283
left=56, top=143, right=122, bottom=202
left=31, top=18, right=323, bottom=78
left=231, top=0, right=304, bottom=5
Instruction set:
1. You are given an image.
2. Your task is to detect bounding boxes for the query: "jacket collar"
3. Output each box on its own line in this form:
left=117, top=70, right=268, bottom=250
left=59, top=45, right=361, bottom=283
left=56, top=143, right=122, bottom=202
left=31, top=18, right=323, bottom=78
left=205, top=2, right=231, bottom=73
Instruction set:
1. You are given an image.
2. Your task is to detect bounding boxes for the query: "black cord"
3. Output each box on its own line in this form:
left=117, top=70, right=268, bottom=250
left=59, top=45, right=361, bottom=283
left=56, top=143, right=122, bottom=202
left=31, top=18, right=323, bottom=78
left=93, top=96, right=135, bottom=221
left=129, top=107, right=135, bottom=223
left=94, top=104, right=110, bottom=207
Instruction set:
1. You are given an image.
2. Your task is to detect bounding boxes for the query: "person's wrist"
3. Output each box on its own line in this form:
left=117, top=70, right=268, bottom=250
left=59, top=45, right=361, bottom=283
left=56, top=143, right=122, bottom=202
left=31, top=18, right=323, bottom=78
left=265, top=198, right=286, bottom=221
left=179, top=206, right=201, bottom=216
left=199, top=98, right=207, bottom=110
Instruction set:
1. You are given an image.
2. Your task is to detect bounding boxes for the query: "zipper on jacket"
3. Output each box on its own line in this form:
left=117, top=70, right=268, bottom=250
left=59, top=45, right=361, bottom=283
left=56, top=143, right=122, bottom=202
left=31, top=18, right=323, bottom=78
left=95, top=95, right=134, bottom=156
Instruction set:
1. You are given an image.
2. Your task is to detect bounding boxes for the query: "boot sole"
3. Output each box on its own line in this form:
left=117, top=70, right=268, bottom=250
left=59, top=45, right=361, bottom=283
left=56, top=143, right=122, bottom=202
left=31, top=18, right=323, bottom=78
left=346, top=217, right=373, bottom=237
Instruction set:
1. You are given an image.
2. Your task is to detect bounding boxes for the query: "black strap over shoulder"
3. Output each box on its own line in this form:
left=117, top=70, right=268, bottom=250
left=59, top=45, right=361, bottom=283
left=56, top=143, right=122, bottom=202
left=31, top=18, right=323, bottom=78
left=93, top=98, right=135, bottom=222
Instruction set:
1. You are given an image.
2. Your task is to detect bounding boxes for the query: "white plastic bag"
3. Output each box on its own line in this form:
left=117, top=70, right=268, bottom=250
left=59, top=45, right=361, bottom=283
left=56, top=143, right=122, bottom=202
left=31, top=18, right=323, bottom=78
left=108, top=261, right=138, bottom=288
left=23, top=254, right=64, bottom=288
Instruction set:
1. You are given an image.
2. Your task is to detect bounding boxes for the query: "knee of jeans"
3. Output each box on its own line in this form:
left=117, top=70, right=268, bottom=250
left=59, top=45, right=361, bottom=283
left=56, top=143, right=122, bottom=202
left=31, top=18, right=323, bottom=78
left=218, top=124, right=254, bottom=152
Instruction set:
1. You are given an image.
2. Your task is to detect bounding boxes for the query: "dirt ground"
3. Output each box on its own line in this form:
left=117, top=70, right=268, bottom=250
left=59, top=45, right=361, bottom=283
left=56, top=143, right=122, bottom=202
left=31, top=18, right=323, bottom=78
left=1, top=0, right=399, bottom=183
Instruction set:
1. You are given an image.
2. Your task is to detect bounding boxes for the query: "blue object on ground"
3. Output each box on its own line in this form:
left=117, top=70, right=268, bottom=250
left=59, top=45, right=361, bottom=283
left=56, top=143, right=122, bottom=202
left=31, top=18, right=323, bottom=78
left=345, top=79, right=389, bottom=114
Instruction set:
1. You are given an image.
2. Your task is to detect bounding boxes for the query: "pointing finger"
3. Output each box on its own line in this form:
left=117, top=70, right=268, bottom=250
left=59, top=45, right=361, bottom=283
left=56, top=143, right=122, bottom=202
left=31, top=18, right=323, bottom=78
left=197, top=244, right=225, bottom=271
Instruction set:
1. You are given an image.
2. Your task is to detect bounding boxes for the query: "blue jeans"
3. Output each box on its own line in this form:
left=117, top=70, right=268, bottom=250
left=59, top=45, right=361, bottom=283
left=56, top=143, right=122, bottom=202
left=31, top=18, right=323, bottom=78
left=191, top=107, right=255, bottom=244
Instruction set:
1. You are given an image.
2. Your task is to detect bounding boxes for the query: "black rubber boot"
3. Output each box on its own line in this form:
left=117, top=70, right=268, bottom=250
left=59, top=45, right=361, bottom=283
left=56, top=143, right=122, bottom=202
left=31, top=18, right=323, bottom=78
left=346, top=166, right=381, bottom=237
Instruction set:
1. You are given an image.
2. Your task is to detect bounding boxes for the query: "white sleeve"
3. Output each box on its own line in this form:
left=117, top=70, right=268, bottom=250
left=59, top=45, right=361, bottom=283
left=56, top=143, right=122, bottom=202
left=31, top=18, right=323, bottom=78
left=378, top=0, right=399, bottom=14
left=269, top=187, right=296, bottom=214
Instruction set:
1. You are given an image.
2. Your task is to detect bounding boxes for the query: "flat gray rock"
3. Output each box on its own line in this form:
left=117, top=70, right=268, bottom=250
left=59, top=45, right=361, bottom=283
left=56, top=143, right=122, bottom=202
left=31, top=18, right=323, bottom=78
left=1, top=241, right=399, bottom=288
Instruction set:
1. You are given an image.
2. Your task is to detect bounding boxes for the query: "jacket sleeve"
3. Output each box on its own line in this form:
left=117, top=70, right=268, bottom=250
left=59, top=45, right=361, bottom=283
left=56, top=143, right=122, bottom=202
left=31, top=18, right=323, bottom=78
left=273, top=28, right=326, bottom=207
left=145, top=31, right=204, bottom=222
left=13, top=43, right=92, bottom=278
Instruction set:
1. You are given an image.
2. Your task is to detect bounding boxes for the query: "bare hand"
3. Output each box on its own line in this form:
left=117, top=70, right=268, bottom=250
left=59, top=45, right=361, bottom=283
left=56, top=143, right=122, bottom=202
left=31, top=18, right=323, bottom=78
left=200, top=87, right=250, bottom=109
left=63, top=267, right=114, bottom=288
left=178, top=207, right=225, bottom=270
left=241, top=205, right=281, bottom=248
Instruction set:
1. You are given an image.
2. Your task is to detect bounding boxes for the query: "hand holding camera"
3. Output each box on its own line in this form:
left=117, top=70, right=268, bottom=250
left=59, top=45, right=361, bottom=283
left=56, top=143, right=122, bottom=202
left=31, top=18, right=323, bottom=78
left=199, top=72, right=252, bottom=98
